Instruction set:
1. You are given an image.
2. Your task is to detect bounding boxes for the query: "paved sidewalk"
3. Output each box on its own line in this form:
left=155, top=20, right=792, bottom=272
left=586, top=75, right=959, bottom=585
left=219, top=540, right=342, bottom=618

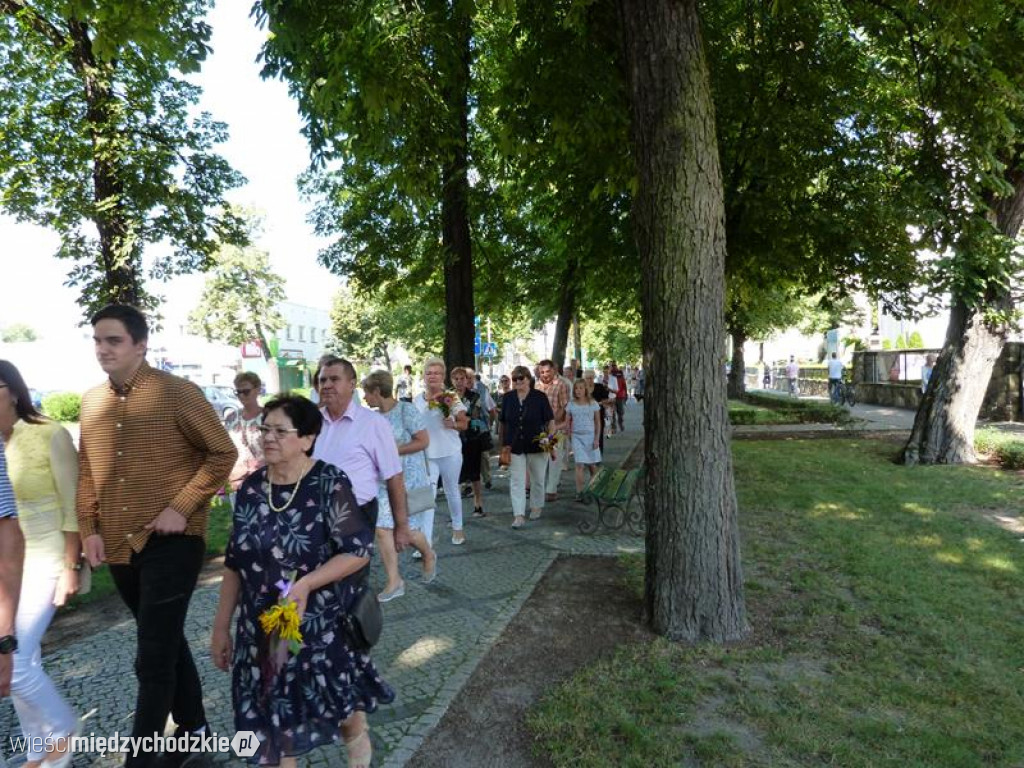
left=0, top=403, right=646, bottom=768
left=742, top=390, right=1024, bottom=436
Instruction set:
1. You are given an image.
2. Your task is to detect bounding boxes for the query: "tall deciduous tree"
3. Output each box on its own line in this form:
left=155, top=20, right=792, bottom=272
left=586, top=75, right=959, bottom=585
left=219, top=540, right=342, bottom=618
left=329, top=281, right=446, bottom=370
left=621, top=0, right=747, bottom=642
left=254, top=0, right=478, bottom=372
left=845, top=1, right=1024, bottom=464
left=0, top=0, right=246, bottom=317
left=706, top=0, right=917, bottom=399
left=188, top=212, right=286, bottom=363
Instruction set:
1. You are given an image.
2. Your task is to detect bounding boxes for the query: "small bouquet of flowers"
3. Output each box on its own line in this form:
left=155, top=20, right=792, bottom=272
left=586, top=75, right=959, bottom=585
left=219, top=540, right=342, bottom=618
left=427, top=390, right=461, bottom=418
left=259, top=571, right=304, bottom=680
left=535, top=431, right=566, bottom=461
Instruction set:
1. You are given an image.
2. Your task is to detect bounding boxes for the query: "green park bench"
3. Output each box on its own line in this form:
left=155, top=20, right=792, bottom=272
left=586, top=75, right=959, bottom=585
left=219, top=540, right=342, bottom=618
left=578, top=465, right=645, bottom=536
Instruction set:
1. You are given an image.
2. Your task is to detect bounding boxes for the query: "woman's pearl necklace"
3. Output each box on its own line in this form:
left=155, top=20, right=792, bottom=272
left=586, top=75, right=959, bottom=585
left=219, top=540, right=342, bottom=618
left=266, top=460, right=312, bottom=513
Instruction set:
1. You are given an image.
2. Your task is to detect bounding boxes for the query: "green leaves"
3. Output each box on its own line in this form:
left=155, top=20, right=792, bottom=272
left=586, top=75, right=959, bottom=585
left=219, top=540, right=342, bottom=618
left=188, top=210, right=286, bottom=351
left=0, top=0, right=244, bottom=319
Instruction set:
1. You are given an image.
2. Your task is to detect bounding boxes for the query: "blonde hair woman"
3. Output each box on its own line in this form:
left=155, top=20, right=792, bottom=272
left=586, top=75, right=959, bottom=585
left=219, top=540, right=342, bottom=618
left=413, top=357, right=469, bottom=546
left=361, top=370, right=437, bottom=598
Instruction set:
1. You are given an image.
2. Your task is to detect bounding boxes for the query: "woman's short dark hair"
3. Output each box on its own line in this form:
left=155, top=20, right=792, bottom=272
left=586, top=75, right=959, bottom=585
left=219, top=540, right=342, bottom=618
left=263, top=394, right=322, bottom=456
left=90, top=304, right=149, bottom=343
left=510, top=365, right=534, bottom=387
left=0, top=360, right=45, bottom=424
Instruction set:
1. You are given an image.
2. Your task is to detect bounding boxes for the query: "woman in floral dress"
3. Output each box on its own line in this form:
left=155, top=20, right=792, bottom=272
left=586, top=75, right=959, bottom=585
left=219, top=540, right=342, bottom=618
left=212, top=395, right=393, bottom=768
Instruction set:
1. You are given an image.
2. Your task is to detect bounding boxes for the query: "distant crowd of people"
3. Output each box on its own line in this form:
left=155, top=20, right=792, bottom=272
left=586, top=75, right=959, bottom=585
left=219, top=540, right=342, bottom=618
left=0, top=303, right=644, bottom=768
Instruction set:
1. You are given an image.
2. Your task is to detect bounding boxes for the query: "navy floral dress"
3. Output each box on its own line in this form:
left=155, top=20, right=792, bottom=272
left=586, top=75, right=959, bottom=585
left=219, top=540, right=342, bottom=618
left=226, top=461, right=395, bottom=764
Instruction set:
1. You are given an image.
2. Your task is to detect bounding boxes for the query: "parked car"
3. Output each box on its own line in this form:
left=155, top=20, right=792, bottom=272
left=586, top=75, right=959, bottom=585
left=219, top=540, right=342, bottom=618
left=202, top=385, right=241, bottom=423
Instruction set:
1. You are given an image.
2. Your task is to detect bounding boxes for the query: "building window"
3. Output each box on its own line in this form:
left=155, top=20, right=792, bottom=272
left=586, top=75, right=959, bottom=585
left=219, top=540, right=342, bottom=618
left=299, top=326, right=305, bottom=342
left=311, top=328, right=317, bottom=343
left=286, top=325, right=292, bottom=341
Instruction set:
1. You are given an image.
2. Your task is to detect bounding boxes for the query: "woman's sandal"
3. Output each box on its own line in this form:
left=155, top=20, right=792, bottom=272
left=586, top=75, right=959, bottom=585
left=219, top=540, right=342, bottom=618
left=345, top=728, right=373, bottom=768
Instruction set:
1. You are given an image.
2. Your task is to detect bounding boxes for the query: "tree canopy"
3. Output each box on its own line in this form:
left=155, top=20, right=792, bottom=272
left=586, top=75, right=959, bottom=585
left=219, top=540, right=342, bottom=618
left=0, top=0, right=246, bottom=317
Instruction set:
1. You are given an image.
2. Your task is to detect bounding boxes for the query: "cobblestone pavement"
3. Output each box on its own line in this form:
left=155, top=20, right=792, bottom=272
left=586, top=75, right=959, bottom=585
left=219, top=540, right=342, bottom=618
left=0, top=403, right=646, bottom=768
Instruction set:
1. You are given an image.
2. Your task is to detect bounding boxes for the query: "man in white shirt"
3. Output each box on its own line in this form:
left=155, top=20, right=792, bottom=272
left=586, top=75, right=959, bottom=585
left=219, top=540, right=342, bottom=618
left=827, top=352, right=845, bottom=403
left=786, top=356, right=800, bottom=396
left=604, top=364, right=620, bottom=434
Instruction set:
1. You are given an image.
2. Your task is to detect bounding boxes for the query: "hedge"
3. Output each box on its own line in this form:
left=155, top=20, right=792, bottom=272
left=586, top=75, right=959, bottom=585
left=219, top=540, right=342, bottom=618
left=42, top=392, right=82, bottom=422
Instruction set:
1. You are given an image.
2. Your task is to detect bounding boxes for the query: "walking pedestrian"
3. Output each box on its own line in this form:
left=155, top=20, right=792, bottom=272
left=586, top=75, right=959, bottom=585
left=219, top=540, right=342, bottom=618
left=786, top=356, right=800, bottom=396
left=499, top=366, right=554, bottom=529
left=414, top=358, right=469, bottom=546
left=211, top=395, right=393, bottom=768
left=361, top=371, right=437, bottom=599
left=0, top=433, right=25, bottom=703
left=77, top=304, right=236, bottom=767
left=535, top=360, right=569, bottom=502
left=1, top=361, right=80, bottom=768
left=568, top=379, right=601, bottom=501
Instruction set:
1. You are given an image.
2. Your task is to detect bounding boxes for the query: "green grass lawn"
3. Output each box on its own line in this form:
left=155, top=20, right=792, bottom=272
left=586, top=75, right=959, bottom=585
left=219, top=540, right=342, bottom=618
left=63, top=495, right=234, bottom=608
left=529, top=439, right=1024, bottom=767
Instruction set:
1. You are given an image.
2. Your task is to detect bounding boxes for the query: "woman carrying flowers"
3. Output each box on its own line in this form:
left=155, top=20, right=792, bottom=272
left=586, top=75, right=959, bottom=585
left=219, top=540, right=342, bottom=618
left=211, top=395, right=393, bottom=768
left=498, top=365, right=554, bottom=529
left=413, top=357, right=469, bottom=546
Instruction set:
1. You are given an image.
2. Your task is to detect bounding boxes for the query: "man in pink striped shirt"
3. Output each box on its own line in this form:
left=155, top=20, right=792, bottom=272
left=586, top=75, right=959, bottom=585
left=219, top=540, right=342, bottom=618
left=313, top=357, right=412, bottom=551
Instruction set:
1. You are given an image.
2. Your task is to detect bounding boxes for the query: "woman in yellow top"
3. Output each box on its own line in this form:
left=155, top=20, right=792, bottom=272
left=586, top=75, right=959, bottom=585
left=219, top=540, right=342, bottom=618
left=0, top=361, right=80, bottom=768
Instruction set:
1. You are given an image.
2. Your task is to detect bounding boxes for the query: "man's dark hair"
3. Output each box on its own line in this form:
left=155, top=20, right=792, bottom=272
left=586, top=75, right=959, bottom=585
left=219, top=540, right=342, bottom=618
left=263, top=394, right=323, bottom=456
left=315, top=355, right=357, bottom=385
left=538, top=359, right=554, bottom=370
left=91, top=304, right=149, bottom=343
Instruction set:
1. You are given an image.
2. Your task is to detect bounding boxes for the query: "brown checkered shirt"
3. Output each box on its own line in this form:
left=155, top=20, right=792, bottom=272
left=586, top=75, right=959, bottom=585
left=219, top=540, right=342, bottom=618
left=76, top=362, right=237, bottom=564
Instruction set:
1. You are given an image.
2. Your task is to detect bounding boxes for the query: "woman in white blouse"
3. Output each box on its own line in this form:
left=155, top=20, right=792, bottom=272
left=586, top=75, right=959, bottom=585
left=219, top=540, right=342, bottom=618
left=414, top=357, right=469, bottom=546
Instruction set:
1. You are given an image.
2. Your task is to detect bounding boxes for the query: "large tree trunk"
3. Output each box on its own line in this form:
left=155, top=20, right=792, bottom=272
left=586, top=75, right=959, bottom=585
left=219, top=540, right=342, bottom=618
left=727, top=327, right=747, bottom=399
left=441, top=2, right=475, bottom=372
left=902, top=296, right=1007, bottom=464
left=69, top=20, right=143, bottom=309
left=621, top=0, right=748, bottom=642
left=572, top=313, right=583, bottom=367
left=551, top=261, right=577, bottom=370
left=902, top=169, right=1024, bottom=465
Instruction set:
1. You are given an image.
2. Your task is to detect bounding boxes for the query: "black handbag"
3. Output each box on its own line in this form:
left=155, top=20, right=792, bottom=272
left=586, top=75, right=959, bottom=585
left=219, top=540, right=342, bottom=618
left=341, top=573, right=383, bottom=652
left=321, top=475, right=383, bottom=652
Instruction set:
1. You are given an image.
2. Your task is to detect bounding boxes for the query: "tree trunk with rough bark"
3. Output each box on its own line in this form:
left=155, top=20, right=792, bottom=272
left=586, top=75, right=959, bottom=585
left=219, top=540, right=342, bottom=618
left=573, top=314, right=583, bottom=367
left=902, top=171, right=1024, bottom=465
left=441, top=3, right=475, bottom=373
left=621, top=0, right=748, bottom=643
left=551, top=261, right=577, bottom=370
left=69, top=19, right=143, bottom=307
left=727, top=327, right=747, bottom=399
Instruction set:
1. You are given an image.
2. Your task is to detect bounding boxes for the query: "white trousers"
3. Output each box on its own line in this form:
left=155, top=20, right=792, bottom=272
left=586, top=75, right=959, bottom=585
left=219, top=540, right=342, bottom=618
left=11, top=564, right=77, bottom=761
left=545, top=438, right=569, bottom=493
left=510, top=452, right=549, bottom=516
left=428, top=453, right=464, bottom=537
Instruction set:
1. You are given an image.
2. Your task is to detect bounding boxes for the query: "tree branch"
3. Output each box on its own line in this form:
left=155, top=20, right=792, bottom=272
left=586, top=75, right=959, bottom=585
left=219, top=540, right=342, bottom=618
left=0, top=0, right=66, bottom=49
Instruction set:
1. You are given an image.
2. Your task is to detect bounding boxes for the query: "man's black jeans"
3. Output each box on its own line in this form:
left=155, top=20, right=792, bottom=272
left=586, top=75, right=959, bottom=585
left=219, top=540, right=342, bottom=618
left=110, top=534, right=206, bottom=765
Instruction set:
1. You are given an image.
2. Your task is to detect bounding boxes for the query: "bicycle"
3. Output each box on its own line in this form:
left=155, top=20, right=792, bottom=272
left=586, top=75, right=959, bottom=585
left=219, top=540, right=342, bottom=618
left=833, top=376, right=856, bottom=407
